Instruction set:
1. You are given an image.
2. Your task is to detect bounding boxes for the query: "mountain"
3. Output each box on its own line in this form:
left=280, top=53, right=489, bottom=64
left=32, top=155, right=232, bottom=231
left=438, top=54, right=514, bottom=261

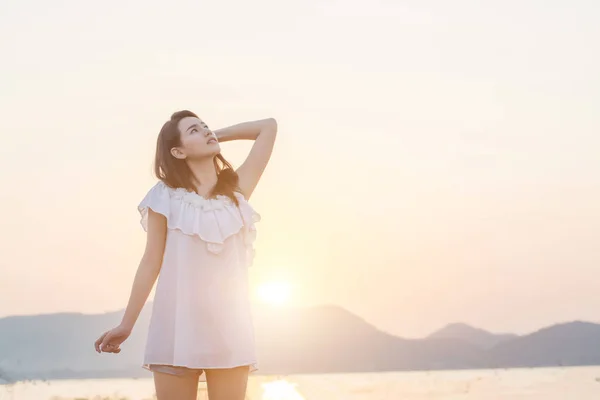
left=427, top=323, right=518, bottom=349
left=0, top=305, right=599, bottom=382
left=0, top=305, right=153, bottom=381
left=487, top=321, right=600, bottom=367
left=252, top=305, right=484, bottom=374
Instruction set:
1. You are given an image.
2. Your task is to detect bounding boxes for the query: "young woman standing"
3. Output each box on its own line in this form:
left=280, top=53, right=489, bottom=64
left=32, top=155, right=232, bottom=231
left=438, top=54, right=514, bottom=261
left=94, top=110, right=277, bottom=400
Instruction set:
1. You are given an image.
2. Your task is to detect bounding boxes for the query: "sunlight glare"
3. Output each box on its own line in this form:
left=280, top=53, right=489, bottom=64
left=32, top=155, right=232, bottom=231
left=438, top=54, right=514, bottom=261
left=261, top=379, right=305, bottom=400
left=256, top=281, right=292, bottom=306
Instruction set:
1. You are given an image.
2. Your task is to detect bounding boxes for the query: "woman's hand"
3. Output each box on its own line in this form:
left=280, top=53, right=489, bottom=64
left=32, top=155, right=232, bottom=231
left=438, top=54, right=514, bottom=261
left=94, top=324, right=131, bottom=354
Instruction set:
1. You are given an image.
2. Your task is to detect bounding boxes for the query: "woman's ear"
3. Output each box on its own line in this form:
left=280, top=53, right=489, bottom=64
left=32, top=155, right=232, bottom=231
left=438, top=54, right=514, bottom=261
left=170, top=147, right=186, bottom=159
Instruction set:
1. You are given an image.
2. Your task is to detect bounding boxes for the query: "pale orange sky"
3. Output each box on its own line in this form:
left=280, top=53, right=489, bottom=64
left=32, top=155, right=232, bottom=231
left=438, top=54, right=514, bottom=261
left=0, top=0, right=599, bottom=338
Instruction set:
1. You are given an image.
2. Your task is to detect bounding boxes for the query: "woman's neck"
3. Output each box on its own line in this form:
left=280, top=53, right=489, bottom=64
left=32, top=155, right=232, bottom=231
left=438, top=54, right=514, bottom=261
left=186, top=157, right=218, bottom=196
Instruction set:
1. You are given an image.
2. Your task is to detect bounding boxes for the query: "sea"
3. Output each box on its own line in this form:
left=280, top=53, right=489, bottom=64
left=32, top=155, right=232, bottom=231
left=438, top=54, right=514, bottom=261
left=1, top=366, right=600, bottom=400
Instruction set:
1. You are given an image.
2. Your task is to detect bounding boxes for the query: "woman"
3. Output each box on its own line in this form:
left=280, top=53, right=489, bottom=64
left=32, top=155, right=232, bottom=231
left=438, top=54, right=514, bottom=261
left=94, top=110, right=277, bottom=400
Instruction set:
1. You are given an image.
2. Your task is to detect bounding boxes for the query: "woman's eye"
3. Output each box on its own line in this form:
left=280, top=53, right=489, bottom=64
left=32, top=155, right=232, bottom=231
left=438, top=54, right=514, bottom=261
left=191, top=128, right=198, bottom=133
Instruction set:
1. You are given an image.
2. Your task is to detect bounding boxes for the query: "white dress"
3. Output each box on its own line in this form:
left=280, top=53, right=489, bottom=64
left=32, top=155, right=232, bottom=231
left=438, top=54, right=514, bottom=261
left=137, top=181, right=260, bottom=381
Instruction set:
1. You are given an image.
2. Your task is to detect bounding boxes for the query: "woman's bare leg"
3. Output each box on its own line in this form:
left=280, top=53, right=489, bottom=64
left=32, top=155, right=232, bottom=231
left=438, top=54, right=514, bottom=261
left=153, top=370, right=200, bottom=400
left=205, top=365, right=250, bottom=400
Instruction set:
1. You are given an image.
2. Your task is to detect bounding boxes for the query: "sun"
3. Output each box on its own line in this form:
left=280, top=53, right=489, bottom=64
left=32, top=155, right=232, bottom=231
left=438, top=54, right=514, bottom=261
left=256, top=281, right=292, bottom=306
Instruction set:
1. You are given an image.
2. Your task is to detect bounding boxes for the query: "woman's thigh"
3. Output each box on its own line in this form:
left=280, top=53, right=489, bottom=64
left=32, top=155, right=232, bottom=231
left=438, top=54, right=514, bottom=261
left=153, top=367, right=201, bottom=400
left=204, top=365, right=250, bottom=400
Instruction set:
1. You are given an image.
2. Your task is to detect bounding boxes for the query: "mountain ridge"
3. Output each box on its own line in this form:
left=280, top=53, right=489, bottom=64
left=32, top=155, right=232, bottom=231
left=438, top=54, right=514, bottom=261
left=1, top=304, right=599, bottom=382
left=427, top=322, right=518, bottom=349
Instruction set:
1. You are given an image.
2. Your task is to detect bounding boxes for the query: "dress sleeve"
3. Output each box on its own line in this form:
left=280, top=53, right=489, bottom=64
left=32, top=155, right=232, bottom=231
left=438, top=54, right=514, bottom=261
left=138, top=181, right=171, bottom=231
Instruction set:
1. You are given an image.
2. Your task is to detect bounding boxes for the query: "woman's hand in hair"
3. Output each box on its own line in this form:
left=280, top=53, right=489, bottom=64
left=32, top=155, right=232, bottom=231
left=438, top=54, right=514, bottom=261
left=215, top=118, right=277, bottom=199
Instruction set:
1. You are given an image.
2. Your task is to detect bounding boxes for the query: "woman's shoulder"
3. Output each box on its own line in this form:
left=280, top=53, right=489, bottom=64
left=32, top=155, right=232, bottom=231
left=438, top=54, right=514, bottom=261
left=141, top=179, right=169, bottom=194
left=137, top=181, right=172, bottom=231
left=139, top=180, right=172, bottom=203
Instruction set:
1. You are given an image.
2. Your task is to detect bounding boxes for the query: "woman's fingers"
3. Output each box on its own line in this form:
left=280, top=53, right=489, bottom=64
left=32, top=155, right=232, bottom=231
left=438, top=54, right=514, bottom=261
left=103, top=343, right=121, bottom=353
left=99, top=332, right=114, bottom=352
left=94, top=331, right=108, bottom=353
left=95, top=329, right=123, bottom=354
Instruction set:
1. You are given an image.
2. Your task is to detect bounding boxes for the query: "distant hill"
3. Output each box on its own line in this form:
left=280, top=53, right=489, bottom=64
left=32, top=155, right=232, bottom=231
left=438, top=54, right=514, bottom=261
left=0, top=305, right=152, bottom=381
left=427, top=322, right=517, bottom=349
left=0, top=304, right=599, bottom=382
left=252, top=305, right=484, bottom=374
left=486, top=321, right=600, bottom=367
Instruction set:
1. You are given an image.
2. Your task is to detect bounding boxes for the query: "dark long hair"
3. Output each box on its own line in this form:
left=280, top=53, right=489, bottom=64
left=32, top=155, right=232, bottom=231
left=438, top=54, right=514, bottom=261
left=154, top=110, right=240, bottom=205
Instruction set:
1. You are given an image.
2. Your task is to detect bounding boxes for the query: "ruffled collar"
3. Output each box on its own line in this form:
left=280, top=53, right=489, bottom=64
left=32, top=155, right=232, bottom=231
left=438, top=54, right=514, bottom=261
left=169, top=186, right=235, bottom=212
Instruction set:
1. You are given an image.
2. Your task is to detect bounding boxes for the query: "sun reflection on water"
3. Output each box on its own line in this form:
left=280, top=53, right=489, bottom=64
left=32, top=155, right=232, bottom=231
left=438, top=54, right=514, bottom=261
left=260, top=379, right=305, bottom=400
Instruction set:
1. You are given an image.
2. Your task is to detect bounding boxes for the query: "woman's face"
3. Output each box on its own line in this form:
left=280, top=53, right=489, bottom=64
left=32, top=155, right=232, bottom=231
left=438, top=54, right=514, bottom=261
left=172, top=116, right=220, bottom=160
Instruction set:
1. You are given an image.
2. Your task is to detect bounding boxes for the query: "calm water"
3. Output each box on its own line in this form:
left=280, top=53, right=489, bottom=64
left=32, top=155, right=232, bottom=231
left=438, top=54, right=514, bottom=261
left=2, top=367, right=600, bottom=399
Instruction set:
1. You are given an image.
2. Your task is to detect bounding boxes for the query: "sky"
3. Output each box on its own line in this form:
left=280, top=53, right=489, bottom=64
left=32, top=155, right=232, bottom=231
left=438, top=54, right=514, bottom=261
left=0, top=0, right=599, bottom=338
